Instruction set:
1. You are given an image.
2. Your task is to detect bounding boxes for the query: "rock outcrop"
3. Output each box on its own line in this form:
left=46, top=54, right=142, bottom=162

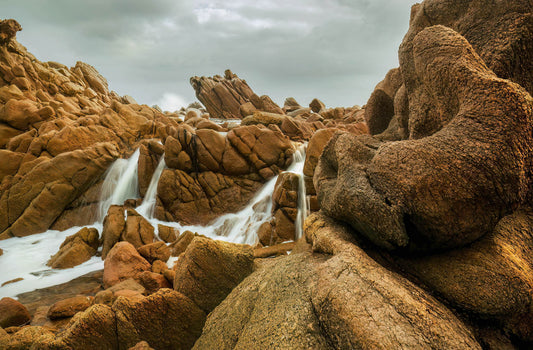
left=190, top=70, right=283, bottom=119
left=315, top=25, right=532, bottom=253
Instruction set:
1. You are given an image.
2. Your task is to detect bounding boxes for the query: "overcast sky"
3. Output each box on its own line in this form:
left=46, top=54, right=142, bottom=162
left=3, top=0, right=417, bottom=111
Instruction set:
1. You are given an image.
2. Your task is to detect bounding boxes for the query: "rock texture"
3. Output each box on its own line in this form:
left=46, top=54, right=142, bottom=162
left=193, top=213, right=481, bottom=349
left=103, top=241, right=151, bottom=288
left=47, top=227, right=99, bottom=268
left=0, top=297, right=31, bottom=328
left=190, top=69, right=283, bottom=119
left=315, top=25, right=533, bottom=253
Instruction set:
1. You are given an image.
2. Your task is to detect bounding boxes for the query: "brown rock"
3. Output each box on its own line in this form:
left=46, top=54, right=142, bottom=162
left=253, top=242, right=295, bottom=258
left=170, top=230, right=196, bottom=257
left=283, top=97, right=301, bottom=113
left=113, top=289, right=206, bottom=349
left=123, top=209, right=155, bottom=248
left=103, top=241, right=151, bottom=288
left=151, top=260, right=168, bottom=274
left=0, top=297, right=31, bottom=328
left=47, top=227, right=99, bottom=269
left=272, top=172, right=299, bottom=210
left=315, top=25, right=533, bottom=252
left=101, top=205, right=126, bottom=259
left=47, top=296, right=94, bottom=320
left=0, top=99, right=41, bottom=130
left=241, top=111, right=285, bottom=127
left=0, top=19, right=21, bottom=45
left=309, top=98, right=326, bottom=113
left=137, top=271, right=172, bottom=293
left=157, top=224, right=177, bottom=243
left=137, top=241, right=170, bottom=264
left=129, top=341, right=155, bottom=350
left=174, top=236, right=254, bottom=313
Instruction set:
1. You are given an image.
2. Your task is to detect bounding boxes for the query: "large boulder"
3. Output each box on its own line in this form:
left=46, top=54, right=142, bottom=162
left=103, top=241, right=151, bottom=288
left=193, top=213, right=481, bottom=349
left=173, top=236, right=254, bottom=313
left=315, top=25, right=533, bottom=252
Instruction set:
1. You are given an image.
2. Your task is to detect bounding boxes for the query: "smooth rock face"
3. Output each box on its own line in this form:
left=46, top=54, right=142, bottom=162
left=0, top=297, right=31, bottom=328
left=103, top=241, right=151, bottom=288
left=315, top=25, right=533, bottom=252
left=193, top=213, right=481, bottom=349
left=47, top=295, right=94, bottom=320
left=173, top=236, right=254, bottom=313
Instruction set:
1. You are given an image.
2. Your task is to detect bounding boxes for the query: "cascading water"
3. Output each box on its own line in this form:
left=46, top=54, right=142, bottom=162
left=0, top=143, right=309, bottom=298
left=286, top=145, right=308, bottom=240
left=135, top=156, right=166, bottom=220
left=97, top=149, right=141, bottom=222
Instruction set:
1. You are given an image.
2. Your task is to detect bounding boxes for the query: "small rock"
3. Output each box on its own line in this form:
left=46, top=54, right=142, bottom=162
left=47, top=296, right=94, bottom=320
left=0, top=297, right=31, bottom=328
left=309, top=98, right=326, bottom=113
left=138, top=241, right=170, bottom=264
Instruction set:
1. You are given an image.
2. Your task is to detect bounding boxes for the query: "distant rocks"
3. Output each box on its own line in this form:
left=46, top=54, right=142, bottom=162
left=0, top=19, right=21, bottom=45
left=190, top=69, right=283, bottom=119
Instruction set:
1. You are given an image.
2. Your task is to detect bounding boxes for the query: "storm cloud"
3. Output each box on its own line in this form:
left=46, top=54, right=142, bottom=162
left=3, top=0, right=416, bottom=111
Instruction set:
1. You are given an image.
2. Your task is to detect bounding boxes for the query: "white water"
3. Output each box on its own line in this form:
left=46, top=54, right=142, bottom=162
left=135, top=156, right=166, bottom=220
left=286, top=145, right=308, bottom=240
left=0, top=144, right=308, bottom=298
left=97, top=149, right=140, bottom=222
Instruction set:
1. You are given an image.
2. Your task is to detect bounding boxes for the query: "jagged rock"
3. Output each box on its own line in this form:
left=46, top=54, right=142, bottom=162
left=101, top=205, right=126, bottom=259
left=190, top=70, right=283, bottom=119
left=309, top=98, right=326, bottom=113
left=47, top=296, right=94, bottom=320
left=113, top=289, right=206, bottom=349
left=137, top=241, right=170, bottom=264
left=103, top=241, right=151, bottom=288
left=174, top=236, right=254, bottom=313
left=283, top=97, right=301, bottom=113
left=315, top=25, right=533, bottom=252
left=137, top=141, right=163, bottom=198
left=0, top=297, right=31, bottom=328
left=0, top=19, right=21, bottom=45
left=47, top=227, right=99, bottom=269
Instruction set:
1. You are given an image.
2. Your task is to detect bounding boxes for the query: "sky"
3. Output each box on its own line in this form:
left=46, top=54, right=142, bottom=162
left=3, top=0, right=417, bottom=112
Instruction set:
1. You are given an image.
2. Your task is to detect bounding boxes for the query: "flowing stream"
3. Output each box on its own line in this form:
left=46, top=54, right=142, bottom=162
left=0, top=143, right=308, bottom=298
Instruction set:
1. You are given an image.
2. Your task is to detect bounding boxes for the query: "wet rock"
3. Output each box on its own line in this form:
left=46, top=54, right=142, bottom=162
left=47, top=227, right=99, bottom=269
left=174, top=236, right=254, bottom=313
left=0, top=297, right=31, bottom=328
left=47, top=295, right=94, bottom=320
left=103, top=241, right=151, bottom=288
left=137, top=241, right=170, bottom=264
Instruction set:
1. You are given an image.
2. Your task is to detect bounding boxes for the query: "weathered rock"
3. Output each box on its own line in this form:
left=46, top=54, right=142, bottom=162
left=47, top=227, right=99, bottom=268
left=241, top=111, right=285, bottom=127
left=113, top=289, right=206, bottom=349
left=128, top=341, right=154, bottom=350
left=283, top=97, right=301, bottom=113
left=47, top=295, right=94, bottom=320
left=309, top=98, right=326, bottom=113
left=194, top=213, right=481, bottom=349
left=364, top=69, right=401, bottom=135
left=0, top=297, right=31, bottom=328
left=174, top=236, right=254, bottom=313
left=253, top=242, right=295, bottom=258
left=103, top=241, right=151, bottom=288
left=137, top=271, right=172, bottom=293
left=137, top=241, right=170, bottom=264
left=190, top=70, right=283, bottom=119
left=315, top=25, right=533, bottom=252
left=0, top=19, right=21, bottom=45
left=157, top=224, right=177, bottom=243
left=303, top=128, right=339, bottom=178
left=123, top=209, right=155, bottom=248
left=101, top=205, right=126, bottom=259
left=170, top=230, right=196, bottom=256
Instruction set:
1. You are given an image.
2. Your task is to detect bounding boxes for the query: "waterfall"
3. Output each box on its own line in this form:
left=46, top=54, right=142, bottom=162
left=286, top=145, right=308, bottom=240
left=135, top=156, right=166, bottom=219
left=97, top=149, right=141, bottom=222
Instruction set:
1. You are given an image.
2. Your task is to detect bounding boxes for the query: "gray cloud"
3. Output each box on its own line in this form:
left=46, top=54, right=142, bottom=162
left=3, top=0, right=417, bottom=110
